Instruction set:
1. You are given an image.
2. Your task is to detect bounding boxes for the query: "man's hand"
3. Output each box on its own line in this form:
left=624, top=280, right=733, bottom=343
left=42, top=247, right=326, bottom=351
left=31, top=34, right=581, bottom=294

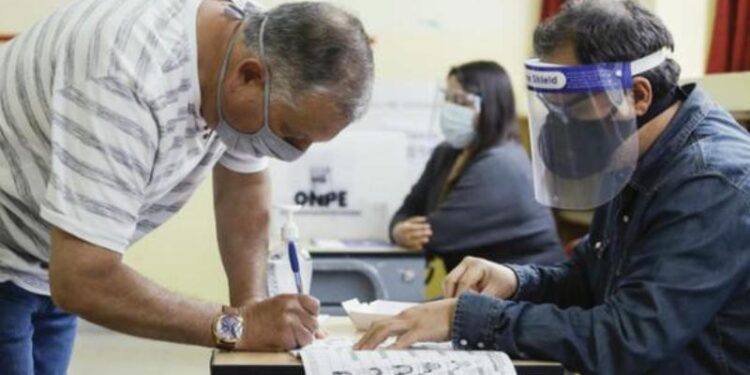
left=353, top=299, right=457, bottom=350
left=237, top=294, right=320, bottom=351
left=392, top=216, right=432, bottom=250
left=443, top=256, right=518, bottom=299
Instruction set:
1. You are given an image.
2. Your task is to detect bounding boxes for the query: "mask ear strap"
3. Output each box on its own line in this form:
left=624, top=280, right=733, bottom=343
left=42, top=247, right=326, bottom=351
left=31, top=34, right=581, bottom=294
left=225, top=1, right=245, bottom=20
left=258, top=16, right=271, bottom=129
left=630, top=48, right=669, bottom=75
left=214, top=16, right=248, bottom=138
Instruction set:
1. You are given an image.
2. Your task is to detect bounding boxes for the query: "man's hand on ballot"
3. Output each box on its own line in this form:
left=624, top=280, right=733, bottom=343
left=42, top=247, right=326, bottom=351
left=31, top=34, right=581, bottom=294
left=353, top=298, right=457, bottom=350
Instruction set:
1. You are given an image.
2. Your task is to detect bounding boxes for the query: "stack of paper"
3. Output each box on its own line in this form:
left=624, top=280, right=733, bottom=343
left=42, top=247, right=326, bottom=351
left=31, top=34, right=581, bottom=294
left=301, top=348, right=516, bottom=375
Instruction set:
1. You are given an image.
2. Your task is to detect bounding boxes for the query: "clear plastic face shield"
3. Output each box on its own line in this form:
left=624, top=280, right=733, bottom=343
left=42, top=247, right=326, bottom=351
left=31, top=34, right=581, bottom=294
left=524, top=49, right=668, bottom=210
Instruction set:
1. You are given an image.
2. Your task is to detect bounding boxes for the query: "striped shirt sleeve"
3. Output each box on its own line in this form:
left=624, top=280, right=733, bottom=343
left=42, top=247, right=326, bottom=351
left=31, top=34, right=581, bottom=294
left=40, top=77, right=157, bottom=252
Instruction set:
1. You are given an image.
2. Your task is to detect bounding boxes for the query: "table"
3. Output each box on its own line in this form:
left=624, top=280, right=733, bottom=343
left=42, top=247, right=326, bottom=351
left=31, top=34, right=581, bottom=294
left=211, top=317, right=565, bottom=375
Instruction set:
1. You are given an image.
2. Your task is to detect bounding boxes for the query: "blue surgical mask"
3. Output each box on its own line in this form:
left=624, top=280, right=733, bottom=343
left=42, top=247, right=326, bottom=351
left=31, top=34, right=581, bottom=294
left=439, top=101, right=477, bottom=149
left=214, top=16, right=304, bottom=162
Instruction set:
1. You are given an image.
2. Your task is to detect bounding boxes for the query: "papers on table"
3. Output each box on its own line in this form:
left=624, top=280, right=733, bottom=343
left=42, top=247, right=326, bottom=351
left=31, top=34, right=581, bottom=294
left=298, top=300, right=517, bottom=375
left=301, top=348, right=516, bottom=375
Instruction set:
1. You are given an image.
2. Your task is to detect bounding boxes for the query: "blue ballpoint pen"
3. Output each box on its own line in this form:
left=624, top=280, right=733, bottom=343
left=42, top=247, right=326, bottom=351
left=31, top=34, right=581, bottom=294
left=288, top=241, right=304, bottom=294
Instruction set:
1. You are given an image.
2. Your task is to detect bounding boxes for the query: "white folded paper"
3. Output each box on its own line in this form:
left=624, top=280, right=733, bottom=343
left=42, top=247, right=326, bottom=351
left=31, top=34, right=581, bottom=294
left=342, top=298, right=418, bottom=331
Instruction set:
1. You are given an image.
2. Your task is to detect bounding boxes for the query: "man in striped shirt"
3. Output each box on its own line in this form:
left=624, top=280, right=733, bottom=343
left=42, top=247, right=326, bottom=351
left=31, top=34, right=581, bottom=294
left=0, top=0, right=373, bottom=372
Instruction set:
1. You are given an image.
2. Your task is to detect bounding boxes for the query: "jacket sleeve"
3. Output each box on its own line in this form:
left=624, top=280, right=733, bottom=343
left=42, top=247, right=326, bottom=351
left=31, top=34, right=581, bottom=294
left=388, top=147, right=441, bottom=242
left=504, top=238, right=593, bottom=308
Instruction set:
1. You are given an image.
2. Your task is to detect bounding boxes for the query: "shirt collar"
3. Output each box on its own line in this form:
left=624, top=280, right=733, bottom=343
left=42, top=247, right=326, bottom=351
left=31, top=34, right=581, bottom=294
left=628, top=84, right=714, bottom=192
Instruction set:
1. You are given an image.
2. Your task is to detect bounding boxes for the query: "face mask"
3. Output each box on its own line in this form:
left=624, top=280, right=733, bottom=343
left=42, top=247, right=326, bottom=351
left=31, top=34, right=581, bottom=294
left=214, top=16, right=304, bottom=162
left=538, top=109, right=636, bottom=179
left=439, top=101, right=477, bottom=149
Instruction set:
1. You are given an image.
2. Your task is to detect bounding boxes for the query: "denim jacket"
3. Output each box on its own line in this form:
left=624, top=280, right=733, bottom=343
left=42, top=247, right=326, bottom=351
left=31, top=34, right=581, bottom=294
left=451, top=85, right=750, bottom=375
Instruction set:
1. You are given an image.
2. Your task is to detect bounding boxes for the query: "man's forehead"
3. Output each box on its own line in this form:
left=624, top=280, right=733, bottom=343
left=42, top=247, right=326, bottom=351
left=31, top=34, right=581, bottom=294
left=289, top=93, right=349, bottom=141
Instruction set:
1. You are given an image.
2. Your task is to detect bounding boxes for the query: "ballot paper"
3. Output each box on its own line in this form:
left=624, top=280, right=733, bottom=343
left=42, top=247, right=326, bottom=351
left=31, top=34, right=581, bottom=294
left=342, top=299, right=418, bottom=331
left=301, top=348, right=516, bottom=375
left=292, top=336, right=453, bottom=357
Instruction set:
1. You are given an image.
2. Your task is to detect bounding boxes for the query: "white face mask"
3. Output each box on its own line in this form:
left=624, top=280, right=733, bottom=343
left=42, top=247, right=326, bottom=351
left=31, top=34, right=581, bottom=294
left=214, top=16, right=304, bottom=162
left=439, top=101, right=478, bottom=149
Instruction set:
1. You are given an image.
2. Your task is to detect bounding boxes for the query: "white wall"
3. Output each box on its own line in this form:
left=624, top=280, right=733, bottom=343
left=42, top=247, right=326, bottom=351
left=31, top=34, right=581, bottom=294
left=654, top=0, right=716, bottom=80
left=0, top=0, right=74, bottom=33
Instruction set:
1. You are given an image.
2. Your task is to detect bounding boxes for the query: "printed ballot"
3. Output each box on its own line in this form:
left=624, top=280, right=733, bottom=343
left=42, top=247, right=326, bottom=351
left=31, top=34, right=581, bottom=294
left=296, top=303, right=518, bottom=375
left=301, top=348, right=516, bottom=375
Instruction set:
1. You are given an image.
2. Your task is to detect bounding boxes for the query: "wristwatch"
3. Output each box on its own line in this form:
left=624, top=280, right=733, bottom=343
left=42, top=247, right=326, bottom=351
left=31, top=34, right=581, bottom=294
left=212, top=306, right=244, bottom=350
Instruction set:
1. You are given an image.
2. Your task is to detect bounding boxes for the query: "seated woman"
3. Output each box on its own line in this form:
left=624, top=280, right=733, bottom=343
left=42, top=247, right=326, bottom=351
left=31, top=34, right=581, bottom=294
left=389, top=61, right=564, bottom=272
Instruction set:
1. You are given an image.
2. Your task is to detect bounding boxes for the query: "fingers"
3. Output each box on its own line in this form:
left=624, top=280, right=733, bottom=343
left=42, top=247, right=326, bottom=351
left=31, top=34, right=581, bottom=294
left=270, top=295, right=319, bottom=349
left=354, top=319, right=408, bottom=350
left=388, top=331, right=420, bottom=350
left=287, top=295, right=318, bottom=334
left=402, top=217, right=431, bottom=234
left=405, top=235, right=431, bottom=250
left=278, top=323, right=298, bottom=351
left=454, top=266, right=484, bottom=296
left=443, top=261, right=469, bottom=298
left=406, top=227, right=432, bottom=241
left=443, top=257, right=487, bottom=298
left=315, top=328, right=328, bottom=339
left=407, top=216, right=428, bottom=224
left=403, top=225, right=432, bottom=250
left=297, top=309, right=319, bottom=334
left=394, top=218, right=433, bottom=250
left=298, top=295, right=321, bottom=316
left=291, top=318, right=315, bottom=348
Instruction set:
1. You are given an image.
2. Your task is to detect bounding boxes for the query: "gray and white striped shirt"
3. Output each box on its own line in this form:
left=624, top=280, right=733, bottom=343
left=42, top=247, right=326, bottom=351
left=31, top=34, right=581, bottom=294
left=0, top=0, right=267, bottom=295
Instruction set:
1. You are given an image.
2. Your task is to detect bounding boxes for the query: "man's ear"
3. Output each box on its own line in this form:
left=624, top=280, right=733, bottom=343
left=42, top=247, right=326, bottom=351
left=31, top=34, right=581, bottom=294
left=632, top=77, right=652, bottom=117
left=235, top=57, right=265, bottom=86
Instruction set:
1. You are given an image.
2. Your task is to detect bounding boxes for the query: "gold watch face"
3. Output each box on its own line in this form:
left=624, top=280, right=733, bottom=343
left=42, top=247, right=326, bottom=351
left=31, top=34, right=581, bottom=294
left=215, top=314, right=244, bottom=343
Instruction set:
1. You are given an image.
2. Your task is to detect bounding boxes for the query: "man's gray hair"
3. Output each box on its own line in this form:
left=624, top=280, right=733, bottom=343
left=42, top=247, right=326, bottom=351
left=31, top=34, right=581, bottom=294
left=241, top=2, right=374, bottom=123
left=533, top=0, right=681, bottom=99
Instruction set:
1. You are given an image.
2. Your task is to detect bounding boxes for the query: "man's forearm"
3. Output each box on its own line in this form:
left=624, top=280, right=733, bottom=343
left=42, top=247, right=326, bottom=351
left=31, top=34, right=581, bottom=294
left=68, top=264, right=220, bottom=346
left=214, top=166, right=271, bottom=306
left=219, top=237, right=269, bottom=306
left=215, top=185, right=271, bottom=305
left=50, top=229, right=221, bottom=347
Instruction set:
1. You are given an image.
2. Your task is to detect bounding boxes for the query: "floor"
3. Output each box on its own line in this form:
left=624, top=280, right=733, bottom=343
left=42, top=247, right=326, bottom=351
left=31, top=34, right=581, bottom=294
left=68, top=321, right=211, bottom=375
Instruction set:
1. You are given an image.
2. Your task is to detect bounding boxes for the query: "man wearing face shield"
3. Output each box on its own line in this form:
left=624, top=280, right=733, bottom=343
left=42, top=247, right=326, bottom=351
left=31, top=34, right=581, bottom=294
left=0, top=0, right=373, bottom=372
left=354, top=1, right=750, bottom=374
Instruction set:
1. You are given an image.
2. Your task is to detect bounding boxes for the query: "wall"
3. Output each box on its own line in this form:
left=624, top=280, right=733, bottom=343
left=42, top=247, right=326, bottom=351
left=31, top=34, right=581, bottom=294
left=0, top=0, right=719, bottom=303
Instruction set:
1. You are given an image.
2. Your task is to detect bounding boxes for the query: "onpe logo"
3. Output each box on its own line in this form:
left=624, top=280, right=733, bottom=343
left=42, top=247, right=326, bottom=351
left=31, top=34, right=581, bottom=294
left=294, top=166, right=348, bottom=208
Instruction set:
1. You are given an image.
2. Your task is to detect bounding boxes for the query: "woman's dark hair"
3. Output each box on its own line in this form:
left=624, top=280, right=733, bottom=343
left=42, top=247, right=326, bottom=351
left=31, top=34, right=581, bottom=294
left=448, top=61, right=520, bottom=154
